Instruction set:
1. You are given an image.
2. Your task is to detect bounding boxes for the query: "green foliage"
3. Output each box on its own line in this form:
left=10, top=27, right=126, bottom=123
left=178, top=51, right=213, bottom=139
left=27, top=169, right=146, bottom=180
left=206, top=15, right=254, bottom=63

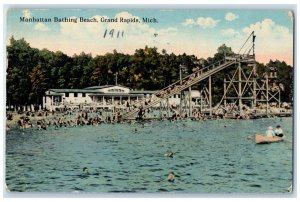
left=30, top=64, right=48, bottom=104
left=6, top=37, right=294, bottom=106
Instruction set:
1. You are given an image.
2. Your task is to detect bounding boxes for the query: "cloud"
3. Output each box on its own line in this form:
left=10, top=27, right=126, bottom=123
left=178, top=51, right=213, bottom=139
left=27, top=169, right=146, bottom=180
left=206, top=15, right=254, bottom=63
left=23, top=9, right=31, bottom=18
left=243, top=18, right=290, bottom=38
left=195, top=17, right=219, bottom=28
left=242, top=18, right=293, bottom=64
left=225, top=12, right=238, bottom=21
left=182, top=18, right=195, bottom=26
left=183, top=17, right=219, bottom=29
left=221, top=28, right=240, bottom=37
left=107, top=12, right=156, bottom=35
left=60, top=16, right=105, bottom=39
left=34, top=23, right=50, bottom=31
left=159, top=27, right=177, bottom=34
left=57, top=12, right=178, bottom=55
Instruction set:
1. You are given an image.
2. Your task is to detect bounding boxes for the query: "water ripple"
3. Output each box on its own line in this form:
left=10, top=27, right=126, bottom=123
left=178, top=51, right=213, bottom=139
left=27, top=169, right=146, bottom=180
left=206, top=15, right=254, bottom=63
left=5, top=118, right=293, bottom=193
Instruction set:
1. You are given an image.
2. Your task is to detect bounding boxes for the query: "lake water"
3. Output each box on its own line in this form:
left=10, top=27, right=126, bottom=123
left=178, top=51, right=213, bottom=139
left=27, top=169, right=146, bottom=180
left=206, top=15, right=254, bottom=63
left=5, top=117, right=293, bottom=194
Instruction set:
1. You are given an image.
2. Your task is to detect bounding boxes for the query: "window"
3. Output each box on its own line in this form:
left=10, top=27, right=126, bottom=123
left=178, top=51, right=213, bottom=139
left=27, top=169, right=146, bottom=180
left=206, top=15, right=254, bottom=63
left=108, top=88, right=126, bottom=93
left=65, top=92, right=69, bottom=97
left=82, top=93, right=86, bottom=97
left=74, top=93, right=78, bottom=97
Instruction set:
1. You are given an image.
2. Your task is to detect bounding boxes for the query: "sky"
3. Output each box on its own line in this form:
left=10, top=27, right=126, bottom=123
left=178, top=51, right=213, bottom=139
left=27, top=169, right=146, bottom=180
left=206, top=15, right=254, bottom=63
left=6, top=8, right=294, bottom=65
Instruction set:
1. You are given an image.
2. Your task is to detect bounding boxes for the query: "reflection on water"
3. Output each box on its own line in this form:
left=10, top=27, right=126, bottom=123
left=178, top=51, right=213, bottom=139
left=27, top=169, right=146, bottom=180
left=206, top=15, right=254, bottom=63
left=6, top=117, right=293, bottom=193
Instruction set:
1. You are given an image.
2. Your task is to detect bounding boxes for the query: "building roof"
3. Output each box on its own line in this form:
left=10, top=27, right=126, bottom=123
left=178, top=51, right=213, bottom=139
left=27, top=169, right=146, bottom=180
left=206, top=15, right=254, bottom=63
left=131, top=90, right=158, bottom=94
left=48, top=89, right=96, bottom=93
left=84, top=85, right=130, bottom=90
left=47, top=85, right=157, bottom=95
left=89, top=93, right=144, bottom=97
left=46, top=92, right=64, bottom=96
left=84, top=85, right=114, bottom=90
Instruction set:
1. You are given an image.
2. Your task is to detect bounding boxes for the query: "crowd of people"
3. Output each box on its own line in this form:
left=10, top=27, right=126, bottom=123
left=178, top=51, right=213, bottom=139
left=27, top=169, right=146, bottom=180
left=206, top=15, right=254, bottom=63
left=6, top=109, right=126, bottom=130
left=5, top=109, right=194, bottom=130
left=6, top=100, right=286, bottom=131
left=4, top=106, right=262, bottom=131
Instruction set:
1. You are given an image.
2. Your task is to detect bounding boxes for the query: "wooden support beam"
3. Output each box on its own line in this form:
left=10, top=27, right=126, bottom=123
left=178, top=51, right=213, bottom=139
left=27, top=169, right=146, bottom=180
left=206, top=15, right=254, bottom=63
left=209, top=76, right=212, bottom=116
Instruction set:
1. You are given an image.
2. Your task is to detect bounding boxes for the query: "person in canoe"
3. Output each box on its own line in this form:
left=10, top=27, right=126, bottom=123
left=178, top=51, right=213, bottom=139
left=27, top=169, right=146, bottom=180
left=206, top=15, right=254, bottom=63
left=265, top=126, right=275, bottom=138
left=255, top=126, right=284, bottom=144
left=274, top=125, right=284, bottom=137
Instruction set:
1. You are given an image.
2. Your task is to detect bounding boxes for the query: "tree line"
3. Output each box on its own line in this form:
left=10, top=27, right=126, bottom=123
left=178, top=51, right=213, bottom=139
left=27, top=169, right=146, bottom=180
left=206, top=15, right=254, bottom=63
left=6, top=36, right=293, bottom=108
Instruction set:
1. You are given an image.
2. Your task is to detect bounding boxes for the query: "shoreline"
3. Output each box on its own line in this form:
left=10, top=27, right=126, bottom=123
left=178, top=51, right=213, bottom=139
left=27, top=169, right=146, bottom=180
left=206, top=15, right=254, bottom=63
left=5, top=109, right=292, bottom=130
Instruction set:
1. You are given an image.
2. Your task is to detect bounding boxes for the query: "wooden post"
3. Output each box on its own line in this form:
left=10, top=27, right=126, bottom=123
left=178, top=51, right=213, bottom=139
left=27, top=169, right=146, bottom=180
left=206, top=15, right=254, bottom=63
left=189, top=86, right=192, bottom=117
left=238, top=62, right=242, bottom=112
left=224, top=78, right=227, bottom=107
left=200, top=90, right=203, bottom=113
left=209, top=76, right=212, bottom=116
left=179, top=66, right=182, bottom=114
left=266, top=74, right=269, bottom=116
left=279, top=90, right=281, bottom=108
left=253, top=79, right=256, bottom=108
left=159, top=101, right=162, bottom=118
left=167, top=98, right=170, bottom=118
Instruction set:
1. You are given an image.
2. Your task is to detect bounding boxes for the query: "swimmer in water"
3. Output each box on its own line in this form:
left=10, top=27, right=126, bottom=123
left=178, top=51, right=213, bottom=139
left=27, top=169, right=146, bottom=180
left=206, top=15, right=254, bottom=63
left=82, top=167, right=89, bottom=175
left=164, top=150, right=174, bottom=158
left=54, top=121, right=59, bottom=130
left=167, top=152, right=174, bottom=158
left=5, top=184, right=10, bottom=192
left=167, top=172, right=175, bottom=182
left=288, top=184, right=292, bottom=193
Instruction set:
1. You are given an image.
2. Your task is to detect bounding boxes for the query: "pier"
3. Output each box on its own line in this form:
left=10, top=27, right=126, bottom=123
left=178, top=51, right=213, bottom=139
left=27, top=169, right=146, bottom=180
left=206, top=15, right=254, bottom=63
left=121, top=31, right=290, bottom=120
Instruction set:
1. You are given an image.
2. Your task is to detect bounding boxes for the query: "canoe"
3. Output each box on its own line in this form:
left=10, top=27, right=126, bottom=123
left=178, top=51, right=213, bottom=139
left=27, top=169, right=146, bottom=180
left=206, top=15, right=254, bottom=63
left=255, top=134, right=284, bottom=144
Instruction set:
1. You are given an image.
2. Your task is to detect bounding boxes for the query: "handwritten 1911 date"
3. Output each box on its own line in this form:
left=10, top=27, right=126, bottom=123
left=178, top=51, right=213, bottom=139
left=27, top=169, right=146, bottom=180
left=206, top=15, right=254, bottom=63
left=103, top=29, right=124, bottom=38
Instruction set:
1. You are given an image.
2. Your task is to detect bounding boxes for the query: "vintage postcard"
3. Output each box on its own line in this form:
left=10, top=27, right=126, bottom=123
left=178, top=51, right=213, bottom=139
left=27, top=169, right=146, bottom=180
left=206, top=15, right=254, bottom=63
left=5, top=7, right=294, bottom=195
